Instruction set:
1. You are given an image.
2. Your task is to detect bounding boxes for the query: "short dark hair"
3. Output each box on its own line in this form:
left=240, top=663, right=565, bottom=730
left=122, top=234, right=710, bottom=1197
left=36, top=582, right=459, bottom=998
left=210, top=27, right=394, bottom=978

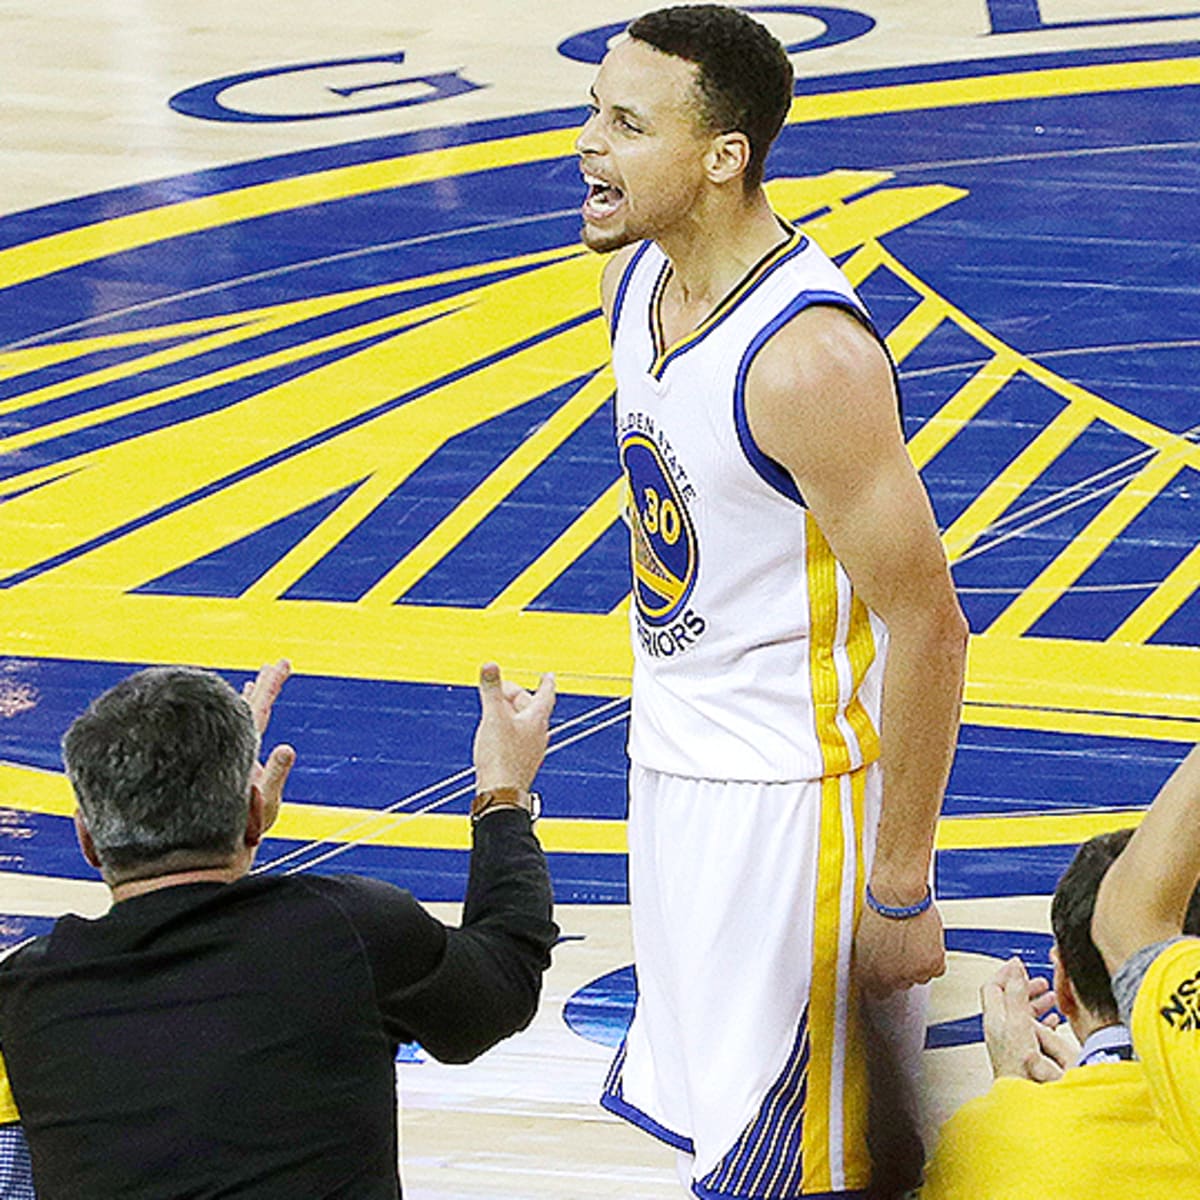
left=62, top=667, right=259, bottom=877
left=629, top=5, right=793, bottom=189
left=1052, top=827, right=1200, bottom=1022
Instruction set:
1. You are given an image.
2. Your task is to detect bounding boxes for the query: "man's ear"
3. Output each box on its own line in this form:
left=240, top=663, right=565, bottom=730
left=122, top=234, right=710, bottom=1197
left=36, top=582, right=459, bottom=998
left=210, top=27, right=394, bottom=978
left=244, top=784, right=278, bottom=849
left=73, top=811, right=103, bottom=870
left=704, top=131, right=751, bottom=186
left=244, top=787, right=265, bottom=849
left=1051, top=944, right=1079, bottom=1022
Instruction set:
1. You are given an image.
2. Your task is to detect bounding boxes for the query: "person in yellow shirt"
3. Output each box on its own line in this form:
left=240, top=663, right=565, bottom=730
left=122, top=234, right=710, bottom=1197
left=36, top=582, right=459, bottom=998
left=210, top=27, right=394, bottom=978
left=921, top=815, right=1200, bottom=1200
left=1093, top=745, right=1200, bottom=1165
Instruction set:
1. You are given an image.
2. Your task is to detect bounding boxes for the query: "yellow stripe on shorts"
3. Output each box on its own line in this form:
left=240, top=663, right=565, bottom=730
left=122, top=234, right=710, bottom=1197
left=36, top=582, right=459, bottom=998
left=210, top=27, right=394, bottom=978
left=803, top=769, right=871, bottom=1194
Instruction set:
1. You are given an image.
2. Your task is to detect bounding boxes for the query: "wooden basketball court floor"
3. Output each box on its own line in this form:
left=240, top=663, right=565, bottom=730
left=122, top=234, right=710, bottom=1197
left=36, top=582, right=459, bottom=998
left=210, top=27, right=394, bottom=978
left=1, top=2, right=1198, bottom=1195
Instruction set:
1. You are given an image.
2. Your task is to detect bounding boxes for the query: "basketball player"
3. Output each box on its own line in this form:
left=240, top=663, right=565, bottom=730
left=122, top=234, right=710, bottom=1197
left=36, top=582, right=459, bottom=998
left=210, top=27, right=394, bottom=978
left=576, top=7, right=969, bottom=1197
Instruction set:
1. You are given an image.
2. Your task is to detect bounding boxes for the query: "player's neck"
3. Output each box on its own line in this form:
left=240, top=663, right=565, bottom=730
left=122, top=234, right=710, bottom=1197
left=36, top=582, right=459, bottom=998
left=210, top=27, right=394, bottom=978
left=657, top=189, right=788, bottom=316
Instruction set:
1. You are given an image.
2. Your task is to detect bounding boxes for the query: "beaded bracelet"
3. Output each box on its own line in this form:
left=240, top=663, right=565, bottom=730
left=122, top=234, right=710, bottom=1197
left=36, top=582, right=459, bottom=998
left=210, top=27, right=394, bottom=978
left=864, top=883, right=933, bottom=920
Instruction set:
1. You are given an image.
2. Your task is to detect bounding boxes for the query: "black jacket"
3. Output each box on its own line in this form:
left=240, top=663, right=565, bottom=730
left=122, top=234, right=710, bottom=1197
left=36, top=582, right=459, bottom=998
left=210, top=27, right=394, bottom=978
left=0, top=808, right=556, bottom=1199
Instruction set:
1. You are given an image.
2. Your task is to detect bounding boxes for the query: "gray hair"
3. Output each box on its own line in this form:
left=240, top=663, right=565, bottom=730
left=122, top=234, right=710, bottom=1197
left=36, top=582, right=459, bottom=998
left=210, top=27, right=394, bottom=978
left=62, top=667, right=259, bottom=876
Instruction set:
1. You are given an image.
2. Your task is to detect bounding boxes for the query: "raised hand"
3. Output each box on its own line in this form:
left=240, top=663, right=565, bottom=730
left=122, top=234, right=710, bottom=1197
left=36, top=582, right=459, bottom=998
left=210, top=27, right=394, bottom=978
left=472, top=663, right=555, bottom=794
left=242, top=659, right=296, bottom=831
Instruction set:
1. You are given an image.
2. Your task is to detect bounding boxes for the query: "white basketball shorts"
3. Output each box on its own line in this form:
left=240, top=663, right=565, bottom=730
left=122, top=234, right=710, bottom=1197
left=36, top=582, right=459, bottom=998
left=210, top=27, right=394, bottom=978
left=602, top=762, right=927, bottom=1198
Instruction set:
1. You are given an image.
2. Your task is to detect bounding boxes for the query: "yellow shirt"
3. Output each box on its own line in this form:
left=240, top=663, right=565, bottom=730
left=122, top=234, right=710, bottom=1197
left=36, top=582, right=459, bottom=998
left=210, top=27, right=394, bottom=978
left=1131, top=938, right=1200, bottom=1165
left=920, top=1062, right=1200, bottom=1200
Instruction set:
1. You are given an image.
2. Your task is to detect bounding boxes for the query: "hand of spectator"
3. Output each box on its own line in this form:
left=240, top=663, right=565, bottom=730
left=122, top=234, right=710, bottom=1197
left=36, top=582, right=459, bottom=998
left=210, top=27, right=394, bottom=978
left=1024, top=969, right=1061, bottom=1028
left=982, top=956, right=1074, bottom=1082
left=242, top=659, right=296, bottom=832
left=473, top=663, right=555, bottom=794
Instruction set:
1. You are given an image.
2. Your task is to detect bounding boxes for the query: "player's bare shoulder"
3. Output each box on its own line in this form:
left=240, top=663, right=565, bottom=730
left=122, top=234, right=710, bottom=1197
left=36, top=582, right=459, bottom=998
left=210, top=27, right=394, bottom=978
left=599, top=244, right=642, bottom=325
left=745, top=303, right=901, bottom=480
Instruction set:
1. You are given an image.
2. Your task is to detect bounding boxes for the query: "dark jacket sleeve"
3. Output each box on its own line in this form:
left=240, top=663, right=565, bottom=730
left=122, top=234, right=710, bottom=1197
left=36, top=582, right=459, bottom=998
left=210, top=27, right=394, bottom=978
left=324, top=808, right=557, bottom=1064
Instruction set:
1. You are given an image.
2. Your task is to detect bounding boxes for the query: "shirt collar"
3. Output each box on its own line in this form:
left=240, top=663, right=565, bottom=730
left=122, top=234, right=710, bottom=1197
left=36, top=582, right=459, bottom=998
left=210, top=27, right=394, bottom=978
left=1075, top=1023, right=1134, bottom=1068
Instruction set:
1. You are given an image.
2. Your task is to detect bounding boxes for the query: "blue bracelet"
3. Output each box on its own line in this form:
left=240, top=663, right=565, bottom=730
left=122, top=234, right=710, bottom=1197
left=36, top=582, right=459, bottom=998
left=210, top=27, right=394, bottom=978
left=864, top=883, right=933, bottom=920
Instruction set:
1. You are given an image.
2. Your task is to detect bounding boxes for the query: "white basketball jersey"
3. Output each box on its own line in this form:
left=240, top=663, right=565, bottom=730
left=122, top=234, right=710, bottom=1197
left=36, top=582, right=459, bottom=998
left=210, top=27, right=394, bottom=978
left=612, top=227, right=889, bottom=782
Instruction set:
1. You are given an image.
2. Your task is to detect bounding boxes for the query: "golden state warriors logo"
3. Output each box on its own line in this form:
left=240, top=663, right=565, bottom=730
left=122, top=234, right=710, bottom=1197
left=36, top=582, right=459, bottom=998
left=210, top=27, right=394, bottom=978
left=620, top=430, right=699, bottom=628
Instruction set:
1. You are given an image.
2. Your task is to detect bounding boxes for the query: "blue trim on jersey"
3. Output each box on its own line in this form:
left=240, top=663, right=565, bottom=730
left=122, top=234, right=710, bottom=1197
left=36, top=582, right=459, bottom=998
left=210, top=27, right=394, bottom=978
left=611, top=241, right=651, bottom=338
left=651, top=233, right=809, bottom=381
left=601, top=1033, right=697, bottom=1152
left=732, top=291, right=868, bottom=506
left=600, top=1092, right=696, bottom=1154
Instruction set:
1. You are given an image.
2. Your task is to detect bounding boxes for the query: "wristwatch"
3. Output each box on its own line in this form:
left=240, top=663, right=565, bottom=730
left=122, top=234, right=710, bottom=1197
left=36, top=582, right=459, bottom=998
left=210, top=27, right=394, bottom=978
left=470, top=787, right=542, bottom=823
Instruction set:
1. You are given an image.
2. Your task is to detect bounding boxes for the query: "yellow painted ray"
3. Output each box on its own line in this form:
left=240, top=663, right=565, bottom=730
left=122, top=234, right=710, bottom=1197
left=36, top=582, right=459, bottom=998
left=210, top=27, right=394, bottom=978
left=0, top=245, right=582, bottom=454
left=878, top=241, right=1196, bottom=457
left=906, top=354, right=1022, bottom=470
left=1109, top=542, right=1200, bottom=645
left=0, top=252, right=606, bottom=580
left=763, top=170, right=895, bottom=221
left=802, top=184, right=968, bottom=257
left=884, top=297, right=952, bottom=365
left=489, top=478, right=625, bottom=613
left=0, top=291, right=472, bottom=459
left=361, top=364, right=614, bottom=606
left=986, top=452, right=1187, bottom=638
left=838, top=239, right=887, bottom=289
left=0, top=760, right=1156, bottom=860
left=942, top=405, right=1094, bottom=562
left=0, top=312, right=263, bottom=388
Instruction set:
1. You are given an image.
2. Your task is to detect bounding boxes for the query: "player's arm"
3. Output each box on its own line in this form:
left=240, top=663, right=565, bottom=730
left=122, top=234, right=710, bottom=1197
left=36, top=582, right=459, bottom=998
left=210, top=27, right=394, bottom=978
left=745, top=305, right=968, bottom=995
left=1093, top=744, right=1200, bottom=972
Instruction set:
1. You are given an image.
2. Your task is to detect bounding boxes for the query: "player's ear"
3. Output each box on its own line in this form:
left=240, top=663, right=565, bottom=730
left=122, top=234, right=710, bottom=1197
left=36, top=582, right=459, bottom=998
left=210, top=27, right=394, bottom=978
left=704, top=131, right=751, bottom=186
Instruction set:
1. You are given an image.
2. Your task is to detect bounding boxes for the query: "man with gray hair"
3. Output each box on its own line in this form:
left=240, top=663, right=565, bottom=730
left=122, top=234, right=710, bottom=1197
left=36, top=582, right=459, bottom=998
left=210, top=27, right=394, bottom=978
left=0, top=658, right=558, bottom=1199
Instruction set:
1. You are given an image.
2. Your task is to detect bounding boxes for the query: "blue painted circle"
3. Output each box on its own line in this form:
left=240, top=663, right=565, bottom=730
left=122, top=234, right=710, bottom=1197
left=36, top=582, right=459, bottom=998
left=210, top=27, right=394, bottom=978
left=564, top=963, right=633, bottom=1048
left=563, top=928, right=1057, bottom=1051
left=557, top=5, right=875, bottom=65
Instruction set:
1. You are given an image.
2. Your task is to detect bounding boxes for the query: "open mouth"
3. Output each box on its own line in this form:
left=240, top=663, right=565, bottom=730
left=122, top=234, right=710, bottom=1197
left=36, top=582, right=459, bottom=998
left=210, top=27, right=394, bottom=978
left=582, top=173, right=625, bottom=220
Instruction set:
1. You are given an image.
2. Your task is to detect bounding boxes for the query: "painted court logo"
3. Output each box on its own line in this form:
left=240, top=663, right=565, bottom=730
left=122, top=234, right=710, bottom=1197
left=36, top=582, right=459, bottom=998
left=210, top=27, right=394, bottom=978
left=0, top=41, right=1195, bottom=723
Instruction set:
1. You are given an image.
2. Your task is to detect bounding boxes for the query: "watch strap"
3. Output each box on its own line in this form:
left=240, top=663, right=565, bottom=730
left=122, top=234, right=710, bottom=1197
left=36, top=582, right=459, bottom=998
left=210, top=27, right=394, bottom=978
left=471, top=787, right=540, bottom=823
